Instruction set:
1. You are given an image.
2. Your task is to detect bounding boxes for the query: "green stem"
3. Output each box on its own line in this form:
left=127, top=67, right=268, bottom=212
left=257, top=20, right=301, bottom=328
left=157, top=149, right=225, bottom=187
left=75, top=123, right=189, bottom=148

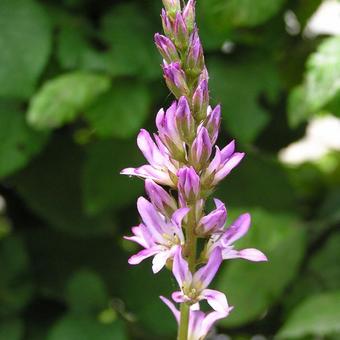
left=178, top=303, right=189, bottom=340
left=178, top=205, right=197, bottom=340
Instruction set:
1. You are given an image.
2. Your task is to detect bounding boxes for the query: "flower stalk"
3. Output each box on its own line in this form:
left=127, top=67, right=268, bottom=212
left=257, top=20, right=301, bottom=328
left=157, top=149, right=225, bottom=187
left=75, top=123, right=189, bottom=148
left=121, top=1, right=268, bottom=339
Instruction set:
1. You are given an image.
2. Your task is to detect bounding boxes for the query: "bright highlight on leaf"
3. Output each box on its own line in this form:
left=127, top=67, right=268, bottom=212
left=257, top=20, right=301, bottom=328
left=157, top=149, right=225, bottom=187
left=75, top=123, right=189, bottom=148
left=27, top=72, right=111, bottom=130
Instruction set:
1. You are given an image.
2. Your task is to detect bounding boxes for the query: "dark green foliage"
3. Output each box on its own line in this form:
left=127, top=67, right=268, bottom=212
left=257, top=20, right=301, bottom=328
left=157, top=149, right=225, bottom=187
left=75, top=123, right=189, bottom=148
left=0, top=0, right=339, bottom=339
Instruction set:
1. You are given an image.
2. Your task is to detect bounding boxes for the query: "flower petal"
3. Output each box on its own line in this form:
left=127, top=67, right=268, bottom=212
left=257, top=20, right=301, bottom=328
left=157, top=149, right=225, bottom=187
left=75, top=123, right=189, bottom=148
left=222, top=213, right=251, bottom=246
left=171, top=207, right=190, bottom=227
left=172, top=246, right=191, bottom=288
left=223, top=248, right=268, bottom=262
left=137, top=197, right=165, bottom=243
left=152, top=250, right=171, bottom=273
left=145, top=179, right=177, bottom=214
left=214, top=152, right=245, bottom=184
left=201, top=288, right=230, bottom=313
left=193, top=247, right=222, bottom=289
left=172, top=291, right=186, bottom=303
left=220, top=140, right=235, bottom=161
left=198, top=199, right=227, bottom=235
left=121, top=165, right=173, bottom=186
left=124, top=224, right=153, bottom=248
left=199, top=309, right=232, bottom=338
left=207, top=146, right=222, bottom=175
left=128, top=247, right=160, bottom=265
left=189, top=310, right=205, bottom=340
left=137, top=129, right=165, bottom=167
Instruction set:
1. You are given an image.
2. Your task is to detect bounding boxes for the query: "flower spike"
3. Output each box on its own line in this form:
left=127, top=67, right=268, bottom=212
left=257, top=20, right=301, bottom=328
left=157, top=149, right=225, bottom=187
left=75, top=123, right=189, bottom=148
left=122, top=0, right=268, bottom=337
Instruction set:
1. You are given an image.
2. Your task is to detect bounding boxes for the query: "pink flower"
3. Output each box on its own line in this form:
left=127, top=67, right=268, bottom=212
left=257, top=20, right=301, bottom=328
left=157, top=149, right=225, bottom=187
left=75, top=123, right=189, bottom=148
left=160, top=296, right=232, bottom=340
left=125, top=197, right=189, bottom=273
left=121, top=129, right=179, bottom=187
left=207, top=213, right=268, bottom=262
left=202, top=140, right=245, bottom=187
left=172, top=247, right=230, bottom=313
left=196, top=199, right=227, bottom=236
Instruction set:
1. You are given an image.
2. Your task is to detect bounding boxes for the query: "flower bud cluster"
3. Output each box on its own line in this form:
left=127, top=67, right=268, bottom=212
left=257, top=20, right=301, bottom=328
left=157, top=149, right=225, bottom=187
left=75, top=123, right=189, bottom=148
left=121, top=1, right=267, bottom=339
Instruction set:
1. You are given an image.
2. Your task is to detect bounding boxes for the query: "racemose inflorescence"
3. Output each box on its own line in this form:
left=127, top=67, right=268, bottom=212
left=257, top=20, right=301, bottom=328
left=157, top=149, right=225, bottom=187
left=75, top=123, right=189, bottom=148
left=121, top=1, right=268, bottom=339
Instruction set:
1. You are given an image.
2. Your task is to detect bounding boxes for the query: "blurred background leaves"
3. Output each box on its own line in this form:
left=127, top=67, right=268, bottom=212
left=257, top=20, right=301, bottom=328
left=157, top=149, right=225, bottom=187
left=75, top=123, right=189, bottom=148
left=0, top=0, right=339, bottom=339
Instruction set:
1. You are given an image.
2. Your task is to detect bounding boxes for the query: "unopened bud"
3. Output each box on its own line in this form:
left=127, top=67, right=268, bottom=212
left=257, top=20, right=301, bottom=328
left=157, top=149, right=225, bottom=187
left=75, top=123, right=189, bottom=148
left=177, top=167, right=200, bottom=204
left=175, top=96, right=195, bottom=143
left=155, top=33, right=180, bottom=63
left=163, top=61, right=190, bottom=98
left=174, top=13, right=189, bottom=50
left=145, top=179, right=177, bottom=217
left=198, top=67, right=209, bottom=82
left=183, top=0, right=196, bottom=33
left=192, top=79, right=209, bottom=121
left=186, top=31, right=204, bottom=75
left=156, top=103, right=185, bottom=161
left=205, top=105, right=221, bottom=145
left=162, top=0, right=181, bottom=18
left=190, top=127, right=212, bottom=171
left=196, top=199, right=227, bottom=236
left=161, top=9, right=173, bottom=37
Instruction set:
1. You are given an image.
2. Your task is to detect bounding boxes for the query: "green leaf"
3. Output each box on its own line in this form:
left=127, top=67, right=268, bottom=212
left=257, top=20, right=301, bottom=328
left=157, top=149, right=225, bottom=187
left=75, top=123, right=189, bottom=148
left=100, top=3, right=160, bottom=80
left=84, top=80, right=151, bottom=139
left=215, top=208, right=305, bottom=327
left=208, top=56, right=280, bottom=143
left=287, top=85, right=312, bottom=128
left=0, top=101, right=49, bottom=179
left=278, top=291, right=340, bottom=338
left=0, top=236, right=33, bottom=317
left=0, top=0, right=51, bottom=99
left=287, top=36, right=340, bottom=125
left=66, top=270, right=109, bottom=315
left=305, top=36, right=340, bottom=114
left=200, top=0, right=286, bottom=34
left=48, top=315, right=126, bottom=340
left=27, top=72, right=111, bottom=130
left=10, top=135, right=114, bottom=236
left=82, top=139, right=144, bottom=215
left=308, top=232, right=340, bottom=291
left=0, top=319, right=23, bottom=340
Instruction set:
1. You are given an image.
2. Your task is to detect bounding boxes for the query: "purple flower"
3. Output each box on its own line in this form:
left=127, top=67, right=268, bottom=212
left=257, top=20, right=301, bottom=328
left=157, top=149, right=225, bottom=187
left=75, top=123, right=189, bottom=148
left=125, top=197, right=189, bottom=273
left=154, top=33, right=180, bottom=63
left=156, top=98, right=193, bottom=156
left=196, top=199, right=227, bottom=236
left=174, top=13, right=189, bottom=49
left=192, top=79, right=209, bottom=121
left=205, top=105, right=221, bottom=145
left=160, top=296, right=232, bottom=340
left=190, top=127, right=212, bottom=171
left=121, top=129, right=179, bottom=187
left=162, top=0, right=181, bottom=16
left=172, top=247, right=230, bottom=313
left=182, top=0, right=196, bottom=32
left=163, top=61, right=189, bottom=98
left=206, top=213, right=268, bottom=262
left=186, top=30, right=204, bottom=73
left=161, top=9, right=172, bottom=37
left=145, top=179, right=177, bottom=217
left=177, top=166, right=200, bottom=205
left=175, top=96, right=195, bottom=143
left=202, top=141, right=245, bottom=187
